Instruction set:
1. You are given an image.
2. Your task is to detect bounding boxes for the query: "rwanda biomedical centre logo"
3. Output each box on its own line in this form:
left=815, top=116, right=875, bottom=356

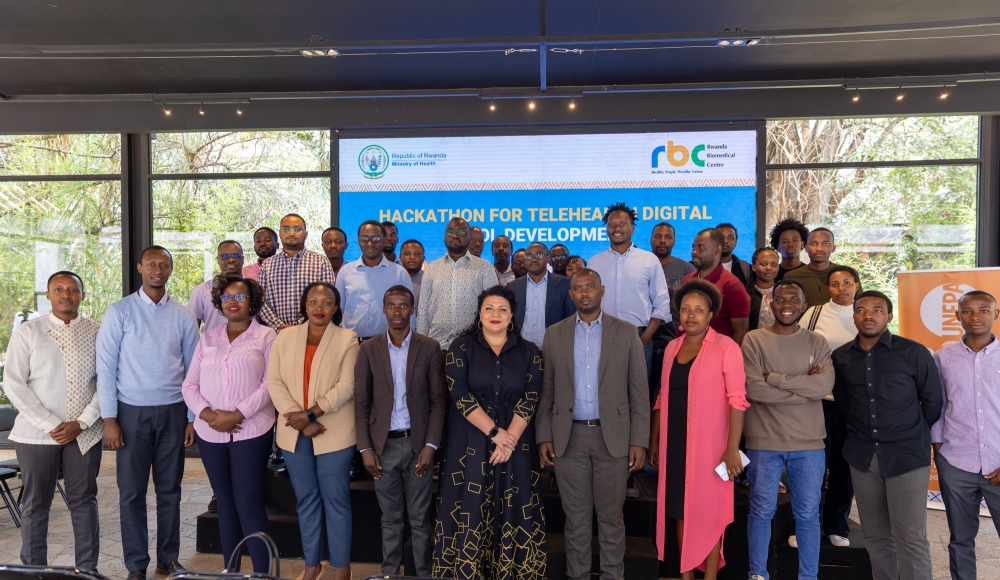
left=359, top=145, right=389, bottom=179
left=651, top=141, right=735, bottom=169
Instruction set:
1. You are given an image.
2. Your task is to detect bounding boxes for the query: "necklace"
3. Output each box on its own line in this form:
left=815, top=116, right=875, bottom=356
left=484, top=333, right=507, bottom=348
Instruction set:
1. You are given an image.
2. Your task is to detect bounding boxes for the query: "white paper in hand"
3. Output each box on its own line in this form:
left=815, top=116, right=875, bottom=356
left=715, top=450, right=751, bottom=481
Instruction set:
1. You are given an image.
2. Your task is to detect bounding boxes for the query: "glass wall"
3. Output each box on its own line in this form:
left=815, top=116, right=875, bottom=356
left=150, top=131, right=332, bottom=304
left=0, top=134, right=122, bottom=360
left=765, top=116, right=980, bottom=325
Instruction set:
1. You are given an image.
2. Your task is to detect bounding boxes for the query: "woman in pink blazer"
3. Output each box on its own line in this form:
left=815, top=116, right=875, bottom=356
left=649, top=279, right=749, bottom=579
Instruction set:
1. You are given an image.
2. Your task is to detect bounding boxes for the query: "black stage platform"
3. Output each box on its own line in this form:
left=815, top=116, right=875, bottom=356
left=196, top=464, right=871, bottom=579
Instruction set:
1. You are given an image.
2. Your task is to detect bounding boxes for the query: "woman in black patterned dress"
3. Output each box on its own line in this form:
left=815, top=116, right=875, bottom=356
left=432, top=285, right=546, bottom=580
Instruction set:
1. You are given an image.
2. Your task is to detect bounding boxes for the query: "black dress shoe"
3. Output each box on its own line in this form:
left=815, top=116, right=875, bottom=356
left=207, top=495, right=218, bottom=513
left=626, top=475, right=639, bottom=498
left=155, top=562, right=186, bottom=575
left=127, top=570, right=146, bottom=580
left=269, top=448, right=284, bottom=466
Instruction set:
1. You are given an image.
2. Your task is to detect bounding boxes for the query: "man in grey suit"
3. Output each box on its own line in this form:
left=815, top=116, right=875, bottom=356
left=355, top=285, right=448, bottom=577
left=509, top=241, right=576, bottom=350
left=537, top=269, right=651, bottom=580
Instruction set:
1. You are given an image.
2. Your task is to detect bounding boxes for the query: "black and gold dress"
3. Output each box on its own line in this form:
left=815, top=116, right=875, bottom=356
left=432, top=331, right=546, bottom=580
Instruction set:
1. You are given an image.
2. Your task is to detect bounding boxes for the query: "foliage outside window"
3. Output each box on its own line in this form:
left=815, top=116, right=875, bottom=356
left=153, top=177, right=331, bottom=304
left=0, top=135, right=122, bottom=369
left=152, top=131, right=330, bottom=174
left=766, top=117, right=978, bottom=328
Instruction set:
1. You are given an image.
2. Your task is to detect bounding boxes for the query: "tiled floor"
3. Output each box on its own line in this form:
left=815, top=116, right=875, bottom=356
left=0, top=450, right=996, bottom=579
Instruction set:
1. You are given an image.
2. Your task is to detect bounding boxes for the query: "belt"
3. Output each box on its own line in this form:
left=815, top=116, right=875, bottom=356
left=572, top=419, right=601, bottom=426
left=387, top=429, right=411, bottom=439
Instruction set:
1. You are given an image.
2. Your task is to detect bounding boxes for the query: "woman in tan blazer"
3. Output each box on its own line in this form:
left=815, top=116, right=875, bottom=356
left=268, top=282, right=359, bottom=580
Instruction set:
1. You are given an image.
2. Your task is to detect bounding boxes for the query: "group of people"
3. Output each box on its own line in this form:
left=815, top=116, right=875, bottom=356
left=3, top=204, right=998, bottom=580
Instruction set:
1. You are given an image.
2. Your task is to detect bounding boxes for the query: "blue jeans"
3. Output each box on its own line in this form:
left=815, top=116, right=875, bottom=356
left=746, top=449, right=825, bottom=580
left=283, top=433, right=355, bottom=568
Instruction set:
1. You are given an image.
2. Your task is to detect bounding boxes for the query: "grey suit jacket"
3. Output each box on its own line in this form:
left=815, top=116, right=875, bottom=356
left=354, top=331, right=448, bottom=456
left=536, top=313, right=651, bottom=458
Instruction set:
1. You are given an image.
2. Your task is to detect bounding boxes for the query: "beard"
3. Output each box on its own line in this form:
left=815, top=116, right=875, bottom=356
left=577, top=303, right=600, bottom=315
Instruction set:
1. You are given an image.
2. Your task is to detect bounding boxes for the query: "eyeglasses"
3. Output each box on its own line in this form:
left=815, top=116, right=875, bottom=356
left=446, top=228, right=468, bottom=237
left=525, top=252, right=549, bottom=259
left=219, top=253, right=243, bottom=260
left=550, top=255, right=568, bottom=261
left=359, top=235, right=383, bottom=244
left=220, top=293, right=248, bottom=302
left=280, top=226, right=305, bottom=234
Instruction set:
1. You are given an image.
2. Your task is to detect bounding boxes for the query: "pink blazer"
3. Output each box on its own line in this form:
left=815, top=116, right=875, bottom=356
left=654, top=328, right=749, bottom=572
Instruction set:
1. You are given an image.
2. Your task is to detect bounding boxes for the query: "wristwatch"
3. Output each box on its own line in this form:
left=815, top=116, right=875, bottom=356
left=306, top=409, right=317, bottom=423
left=487, top=425, right=499, bottom=439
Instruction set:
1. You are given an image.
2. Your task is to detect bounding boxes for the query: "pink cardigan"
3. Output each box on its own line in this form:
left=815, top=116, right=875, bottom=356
left=654, top=328, right=749, bottom=572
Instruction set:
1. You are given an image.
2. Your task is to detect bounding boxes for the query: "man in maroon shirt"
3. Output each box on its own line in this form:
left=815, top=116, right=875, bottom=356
left=683, top=227, right=751, bottom=345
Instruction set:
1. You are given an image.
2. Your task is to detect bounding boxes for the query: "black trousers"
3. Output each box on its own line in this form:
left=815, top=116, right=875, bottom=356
left=822, top=399, right=854, bottom=537
left=116, top=401, right=187, bottom=572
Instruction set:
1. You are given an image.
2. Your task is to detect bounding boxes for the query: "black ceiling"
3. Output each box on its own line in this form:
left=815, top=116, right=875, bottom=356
left=2, top=0, right=1000, bottom=98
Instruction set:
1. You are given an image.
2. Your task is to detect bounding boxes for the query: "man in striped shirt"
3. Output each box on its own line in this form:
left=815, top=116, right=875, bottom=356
left=258, top=214, right=335, bottom=330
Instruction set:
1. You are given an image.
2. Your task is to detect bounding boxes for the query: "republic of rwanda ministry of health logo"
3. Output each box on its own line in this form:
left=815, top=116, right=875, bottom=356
left=359, top=145, right=389, bottom=179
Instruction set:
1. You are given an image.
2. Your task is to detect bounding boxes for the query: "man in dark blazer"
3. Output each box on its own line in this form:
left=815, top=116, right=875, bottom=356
left=536, top=269, right=651, bottom=580
left=355, top=285, right=447, bottom=578
left=509, top=241, right=576, bottom=350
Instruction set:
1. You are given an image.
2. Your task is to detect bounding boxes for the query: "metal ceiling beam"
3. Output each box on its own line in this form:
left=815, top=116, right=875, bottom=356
left=1, top=16, right=999, bottom=56
left=4, top=72, right=1000, bottom=104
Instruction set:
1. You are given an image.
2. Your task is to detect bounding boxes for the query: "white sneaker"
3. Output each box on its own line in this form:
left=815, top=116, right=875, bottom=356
left=828, top=534, right=850, bottom=547
left=787, top=535, right=798, bottom=548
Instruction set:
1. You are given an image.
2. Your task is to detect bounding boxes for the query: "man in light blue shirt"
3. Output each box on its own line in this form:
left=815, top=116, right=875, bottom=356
left=510, top=242, right=576, bottom=350
left=354, top=286, right=447, bottom=577
left=336, top=220, right=413, bottom=339
left=573, top=311, right=603, bottom=421
left=95, top=245, right=199, bottom=580
left=587, top=202, right=670, bottom=498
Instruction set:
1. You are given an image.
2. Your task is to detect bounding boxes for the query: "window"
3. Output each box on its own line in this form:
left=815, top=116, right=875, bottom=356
left=150, top=131, right=332, bottom=305
left=0, top=134, right=122, bottom=360
left=766, top=117, right=979, bottom=325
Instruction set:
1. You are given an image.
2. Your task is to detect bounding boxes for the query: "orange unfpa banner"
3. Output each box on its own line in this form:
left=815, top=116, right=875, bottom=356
left=897, top=267, right=1000, bottom=514
left=897, top=267, right=1000, bottom=352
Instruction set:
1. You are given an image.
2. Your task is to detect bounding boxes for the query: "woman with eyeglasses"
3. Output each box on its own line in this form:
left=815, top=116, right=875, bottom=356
left=268, top=282, right=359, bottom=580
left=181, top=274, right=276, bottom=573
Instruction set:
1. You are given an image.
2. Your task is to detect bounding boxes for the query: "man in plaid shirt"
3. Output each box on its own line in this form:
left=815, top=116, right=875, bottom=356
left=258, top=214, right=335, bottom=330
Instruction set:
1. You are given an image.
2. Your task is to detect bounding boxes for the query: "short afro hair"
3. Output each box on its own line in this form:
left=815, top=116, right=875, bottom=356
left=210, top=274, right=266, bottom=318
left=855, top=290, right=893, bottom=314
left=672, top=279, right=722, bottom=316
left=602, top=202, right=637, bottom=225
left=768, top=218, right=810, bottom=250
left=695, top=227, right=726, bottom=248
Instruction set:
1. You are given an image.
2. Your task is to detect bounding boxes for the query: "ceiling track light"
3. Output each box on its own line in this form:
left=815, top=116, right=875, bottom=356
left=569, top=100, right=576, bottom=110
left=236, top=103, right=243, bottom=115
left=300, top=48, right=339, bottom=58
left=717, top=38, right=760, bottom=47
left=163, top=104, right=171, bottom=116
left=489, top=99, right=496, bottom=111
left=852, top=89, right=860, bottom=102
left=940, top=86, right=949, bottom=99
left=528, top=100, right=535, bottom=110
left=198, top=104, right=205, bottom=115
left=896, top=87, right=904, bottom=101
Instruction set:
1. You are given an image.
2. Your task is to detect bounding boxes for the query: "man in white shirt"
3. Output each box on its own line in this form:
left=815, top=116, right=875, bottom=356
left=187, top=240, right=245, bottom=332
left=4, top=271, right=103, bottom=570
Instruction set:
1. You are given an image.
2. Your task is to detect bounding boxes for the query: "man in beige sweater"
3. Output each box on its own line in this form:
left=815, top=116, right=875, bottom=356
left=741, top=278, right=834, bottom=580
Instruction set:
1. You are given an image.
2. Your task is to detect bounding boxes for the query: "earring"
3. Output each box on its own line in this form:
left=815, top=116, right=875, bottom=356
left=477, top=320, right=484, bottom=330
left=507, top=322, right=514, bottom=332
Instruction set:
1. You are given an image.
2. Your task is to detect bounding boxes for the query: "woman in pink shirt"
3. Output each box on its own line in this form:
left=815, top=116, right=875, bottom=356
left=649, top=279, right=749, bottom=579
left=182, top=274, right=276, bottom=573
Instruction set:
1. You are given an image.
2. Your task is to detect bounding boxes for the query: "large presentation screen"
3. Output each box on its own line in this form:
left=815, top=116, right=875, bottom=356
left=339, top=129, right=757, bottom=263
